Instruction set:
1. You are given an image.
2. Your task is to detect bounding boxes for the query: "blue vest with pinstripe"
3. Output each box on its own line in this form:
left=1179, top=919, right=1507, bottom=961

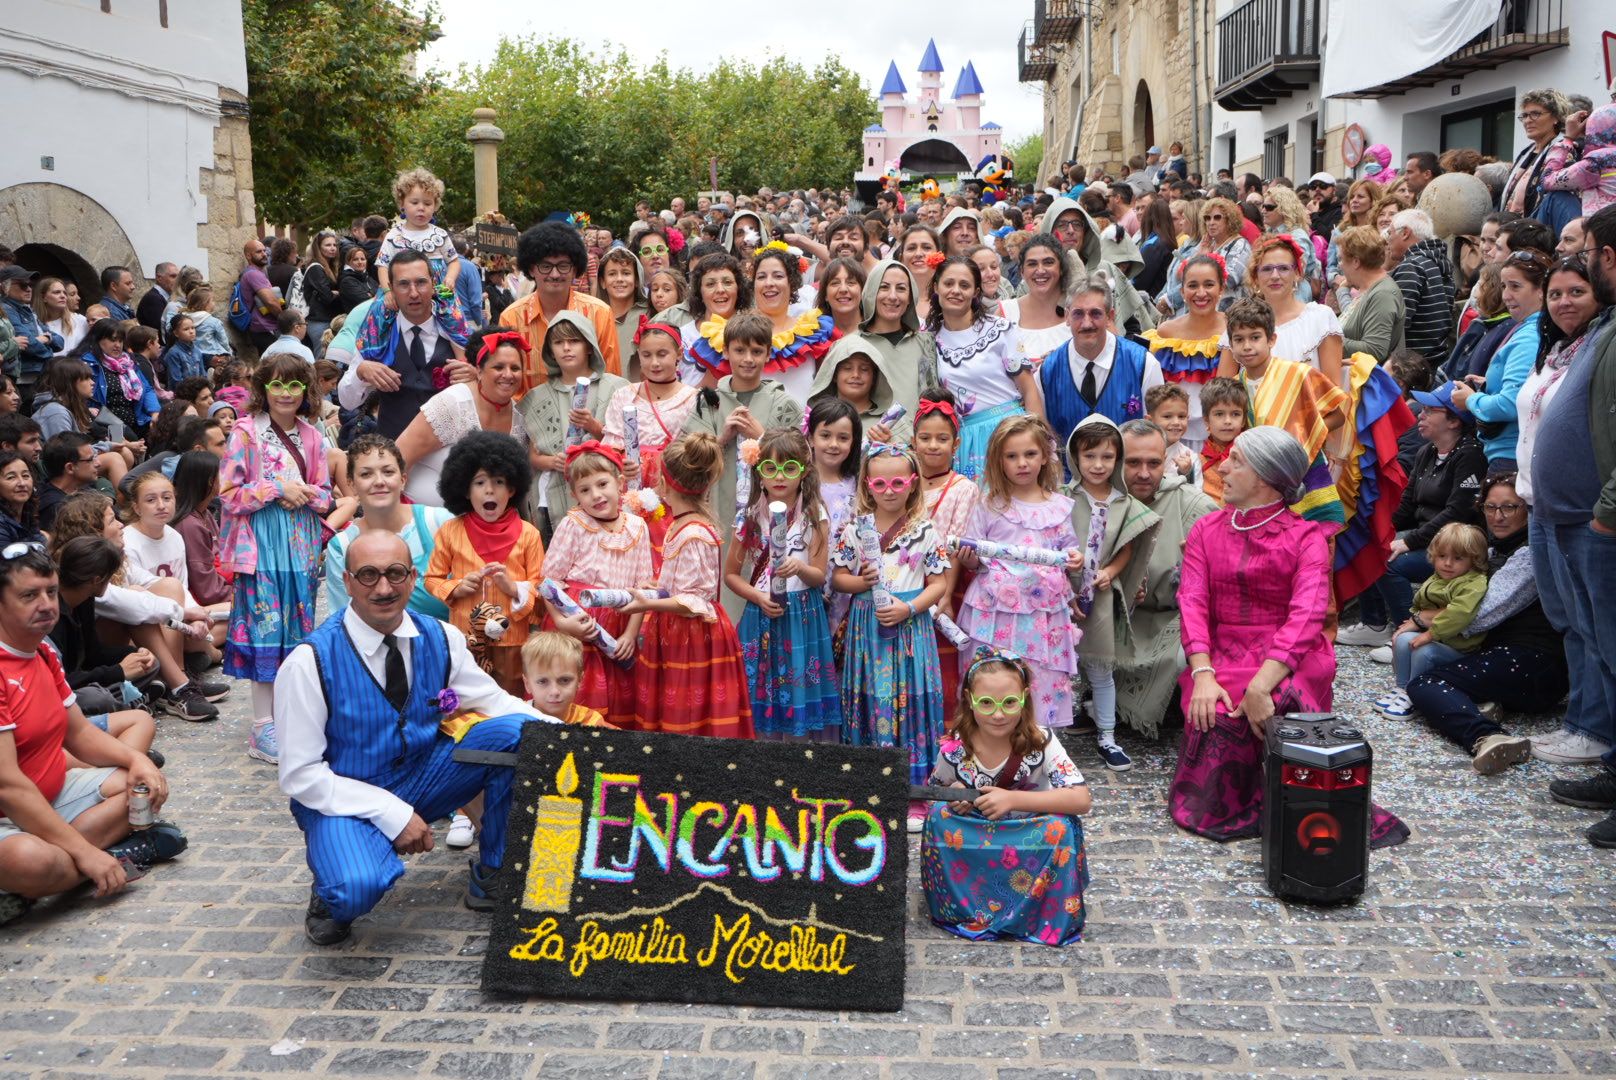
left=305, top=609, right=452, bottom=788
left=1040, top=336, right=1150, bottom=457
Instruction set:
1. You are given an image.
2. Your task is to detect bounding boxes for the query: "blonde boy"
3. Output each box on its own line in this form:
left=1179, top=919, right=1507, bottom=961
left=521, top=633, right=610, bottom=727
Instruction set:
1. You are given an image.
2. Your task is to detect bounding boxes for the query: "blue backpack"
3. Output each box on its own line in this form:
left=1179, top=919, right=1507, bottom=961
left=227, top=278, right=253, bottom=332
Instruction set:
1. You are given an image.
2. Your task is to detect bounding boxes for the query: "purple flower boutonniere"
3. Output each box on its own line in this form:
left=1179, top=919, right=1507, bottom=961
left=1125, top=396, right=1142, bottom=418
left=435, top=689, right=460, bottom=715
left=431, top=365, right=451, bottom=391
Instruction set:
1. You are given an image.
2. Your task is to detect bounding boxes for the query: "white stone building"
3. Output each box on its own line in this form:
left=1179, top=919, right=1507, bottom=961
left=0, top=0, right=256, bottom=304
left=1209, top=0, right=1611, bottom=182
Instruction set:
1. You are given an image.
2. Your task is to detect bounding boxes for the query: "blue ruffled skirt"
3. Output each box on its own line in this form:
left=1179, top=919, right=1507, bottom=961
left=739, top=589, right=842, bottom=741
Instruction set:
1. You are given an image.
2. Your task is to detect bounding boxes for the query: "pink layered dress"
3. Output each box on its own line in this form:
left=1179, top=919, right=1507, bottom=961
left=1168, top=505, right=1408, bottom=847
left=957, top=494, right=1081, bottom=730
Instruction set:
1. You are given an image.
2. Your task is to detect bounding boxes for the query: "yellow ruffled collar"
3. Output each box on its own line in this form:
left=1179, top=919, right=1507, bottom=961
left=1142, top=329, right=1223, bottom=357
left=699, top=309, right=826, bottom=354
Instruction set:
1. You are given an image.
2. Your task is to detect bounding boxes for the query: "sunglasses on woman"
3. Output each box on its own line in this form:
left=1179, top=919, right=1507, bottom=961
left=970, top=692, right=1027, bottom=716
left=757, top=459, right=804, bottom=480
left=865, top=474, right=916, bottom=495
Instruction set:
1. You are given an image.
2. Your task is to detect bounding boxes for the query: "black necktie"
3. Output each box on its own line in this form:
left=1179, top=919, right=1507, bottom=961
left=383, top=633, right=408, bottom=711
left=408, top=326, right=426, bottom=373
left=1080, top=361, right=1098, bottom=407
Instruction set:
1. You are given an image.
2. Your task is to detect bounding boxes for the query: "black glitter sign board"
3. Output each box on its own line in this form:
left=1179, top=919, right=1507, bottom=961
left=482, top=724, right=911, bottom=1011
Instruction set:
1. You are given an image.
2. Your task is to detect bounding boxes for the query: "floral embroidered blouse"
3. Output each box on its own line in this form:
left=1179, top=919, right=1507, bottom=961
left=831, top=516, right=950, bottom=594
left=935, top=315, right=1031, bottom=414
left=930, top=730, right=1086, bottom=795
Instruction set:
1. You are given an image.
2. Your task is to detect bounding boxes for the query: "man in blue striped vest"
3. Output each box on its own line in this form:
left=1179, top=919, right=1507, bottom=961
left=275, top=532, right=557, bottom=946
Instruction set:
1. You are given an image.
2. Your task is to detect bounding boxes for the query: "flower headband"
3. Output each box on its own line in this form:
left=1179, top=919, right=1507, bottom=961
left=565, top=440, right=623, bottom=471
left=475, top=330, right=531, bottom=367
left=752, top=239, right=791, bottom=259
left=633, top=314, right=681, bottom=346
left=915, top=398, right=958, bottom=429
left=1259, top=233, right=1306, bottom=272
left=1179, top=249, right=1227, bottom=282
left=964, top=646, right=1029, bottom=684
left=863, top=442, right=912, bottom=459
left=570, top=211, right=592, bottom=229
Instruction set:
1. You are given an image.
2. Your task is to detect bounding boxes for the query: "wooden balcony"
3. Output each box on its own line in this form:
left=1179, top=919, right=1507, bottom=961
left=1333, top=0, right=1568, bottom=98
left=1034, top=0, right=1083, bottom=46
left=1019, top=23, right=1056, bottom=83
left=1215, top=0, right=1320, bottom=112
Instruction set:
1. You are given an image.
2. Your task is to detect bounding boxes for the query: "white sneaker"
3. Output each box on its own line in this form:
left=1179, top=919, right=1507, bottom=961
left=1372, top=691, right=1414, bottom=720
left=1531, top=730, right=1613, bottom=765
left=1368, top=645, right=1394, bottom=664
left=446, top=813, right=475, bottom=849
left=1337, top=622, right=1393, bottom=647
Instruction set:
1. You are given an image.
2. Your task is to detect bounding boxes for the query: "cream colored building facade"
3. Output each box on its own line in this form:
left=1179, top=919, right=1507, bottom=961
left=1020, top=0, right=1218, bottom=181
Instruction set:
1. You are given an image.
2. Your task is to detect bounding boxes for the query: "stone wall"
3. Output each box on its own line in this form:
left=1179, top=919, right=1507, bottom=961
left=199, top=88, right=260, bottom=303
left=1040, top=0, right=1215, bottom=179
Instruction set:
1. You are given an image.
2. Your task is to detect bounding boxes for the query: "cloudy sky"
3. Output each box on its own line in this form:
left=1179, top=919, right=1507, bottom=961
left=421, top=2, right=1046, bottom=143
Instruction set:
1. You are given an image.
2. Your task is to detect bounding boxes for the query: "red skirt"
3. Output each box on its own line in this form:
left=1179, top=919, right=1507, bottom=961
left=630, top=608, right=754, bottom=739
left=540, top=584, right=638, bottom=729
left=640, top=449, right=670, bottom=573
left=935, top=569, right=974, bottom=732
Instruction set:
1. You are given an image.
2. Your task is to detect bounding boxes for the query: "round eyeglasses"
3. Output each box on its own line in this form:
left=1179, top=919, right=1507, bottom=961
left=757, top=459, right=804, bottom=480
left=348, top=563, right=413, bottom=587
left=970, top=692, right=1027, bottom=716
left=865, top=474, right=916, bottom=495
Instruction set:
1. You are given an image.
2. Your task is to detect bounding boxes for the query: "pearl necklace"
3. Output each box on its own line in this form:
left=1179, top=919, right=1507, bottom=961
left=1230, top=500, right=1286, bottom=532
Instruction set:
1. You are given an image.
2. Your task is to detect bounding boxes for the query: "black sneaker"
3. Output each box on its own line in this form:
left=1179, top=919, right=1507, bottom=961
left=305, top=887, right=352, bottom=946
left=105, top=820, right=187, bottom=868
left=138, top=678, right=168, bottom=711
left=157, top=683, right=218, bottom=722
left=465, top=860, right=499, bottom=912
left=145, top=747, right=166, bottom=769
left=1549, top=769, right=1616, bottom=810
left=1588, top=809, right=1616, bottom=849
left=191, top=677, right=230, bottom=703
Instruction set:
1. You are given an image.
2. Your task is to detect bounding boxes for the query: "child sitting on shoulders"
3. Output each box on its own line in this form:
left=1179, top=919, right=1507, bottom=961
left=1146, top=383, right=1201, bottom=489
left=425, top=430, right=546, bottom=693
left=1198, top=378, right=1247, bottom=505
left=360, top=167, right=471, bottom=359
left=1374, top=522, right=1491, bottom=720
left=920, top=650, right=1092, bottom=947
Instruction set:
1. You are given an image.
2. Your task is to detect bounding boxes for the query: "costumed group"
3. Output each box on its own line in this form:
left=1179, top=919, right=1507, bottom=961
left=11, top=166, right=1421, bottom=950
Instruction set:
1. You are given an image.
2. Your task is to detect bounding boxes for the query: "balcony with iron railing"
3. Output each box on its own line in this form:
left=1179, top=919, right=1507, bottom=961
left=1333, top=0, right=1568, bottom=98
left=1034, top=0, right=1084, bottom=45
left=1018, top=22, right=1056, bottom=83
left=1215, top=0, right=1321, bottom=111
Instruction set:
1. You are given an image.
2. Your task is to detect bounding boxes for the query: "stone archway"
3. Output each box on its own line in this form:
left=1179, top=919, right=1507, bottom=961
left=1132, top=80, right=1156, bottom=158
left=0, top=183, right=144, bottom=306
left=899, top=138, right=973, bottom=176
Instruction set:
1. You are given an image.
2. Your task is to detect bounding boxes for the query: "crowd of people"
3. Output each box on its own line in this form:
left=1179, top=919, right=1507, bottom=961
left=0, top=82, right=1612, bottom=948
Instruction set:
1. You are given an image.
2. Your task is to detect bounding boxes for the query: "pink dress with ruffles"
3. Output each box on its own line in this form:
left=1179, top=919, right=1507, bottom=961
left=957, top=494, right=1081, bottom=729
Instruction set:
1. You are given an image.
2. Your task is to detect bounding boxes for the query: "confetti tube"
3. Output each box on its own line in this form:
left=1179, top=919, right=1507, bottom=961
left=622, top=404, right=641, bottom=489
left=858, top=514, right=899, bottom=639
left=539, top=579, right=634, bottom=669
left=575, top=588, right=669, bottom=609
left=565, top=377, right=591, bottom=445
left=768, top=501, right=789, bottom=596
left=932, top=611, right=971, bottom=648
left=955, top=537, right=1070, bottom=568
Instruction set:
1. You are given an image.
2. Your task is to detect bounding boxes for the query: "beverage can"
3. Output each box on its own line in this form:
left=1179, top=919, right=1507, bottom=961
left=128, top=782, right=153, bottom=829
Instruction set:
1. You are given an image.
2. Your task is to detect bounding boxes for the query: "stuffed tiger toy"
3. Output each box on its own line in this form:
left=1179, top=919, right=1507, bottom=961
left=465, top=600, right=510, bottom=676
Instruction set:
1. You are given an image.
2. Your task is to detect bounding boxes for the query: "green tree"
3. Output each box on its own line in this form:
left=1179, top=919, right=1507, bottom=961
left=404, top=39, right=876, bottom=230
left=243, top=0, right=441, bottom=227
left=1005, top=133, right=1043, bottom=192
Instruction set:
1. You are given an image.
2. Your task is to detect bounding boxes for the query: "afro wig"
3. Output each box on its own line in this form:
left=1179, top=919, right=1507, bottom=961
left=438, top=430, right=532, bottom=515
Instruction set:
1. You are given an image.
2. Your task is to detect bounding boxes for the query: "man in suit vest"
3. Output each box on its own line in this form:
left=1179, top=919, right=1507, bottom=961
left=275, top=531, right=557, bottom=945
left=1039, top=273, right=1165, bottom=474
left=336, top=250, right=475, bottom=439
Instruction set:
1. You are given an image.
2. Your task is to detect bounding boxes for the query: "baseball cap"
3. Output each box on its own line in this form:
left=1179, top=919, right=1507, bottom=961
left=0, top=265, right=40, bottom=285
left=1411, top=381, right=1468, bottom=419
left=1308, top=171, right=1337, bottom=188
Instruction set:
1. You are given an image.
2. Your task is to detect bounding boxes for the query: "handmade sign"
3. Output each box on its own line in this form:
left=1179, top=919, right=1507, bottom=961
left=474, top=221, right=520, bottom=260
left=482, top=725, right=911, bottom=1011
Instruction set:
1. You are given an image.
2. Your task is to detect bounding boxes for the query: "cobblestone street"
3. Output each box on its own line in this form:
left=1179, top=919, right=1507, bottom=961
left=1, top=646, right=1612, bottom=1079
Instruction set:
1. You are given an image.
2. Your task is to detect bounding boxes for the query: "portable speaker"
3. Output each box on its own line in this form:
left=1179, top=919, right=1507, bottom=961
left=1261, top=712, right=1372, bottom=904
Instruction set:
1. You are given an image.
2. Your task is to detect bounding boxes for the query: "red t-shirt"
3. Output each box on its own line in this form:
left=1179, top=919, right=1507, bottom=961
left=0, top=641, right=76, bottom=803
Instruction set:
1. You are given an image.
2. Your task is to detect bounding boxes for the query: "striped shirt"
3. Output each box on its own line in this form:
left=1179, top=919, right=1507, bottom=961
left=1390, top=238, right=1456, bottom=360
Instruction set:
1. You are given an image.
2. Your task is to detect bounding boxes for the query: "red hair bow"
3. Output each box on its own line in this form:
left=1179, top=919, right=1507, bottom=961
left=565, top=440, right=624, bottom=470
left=634, top=314, right=680, bottom=346
left=915, top=398, right=958, bottom=429
left=476, top=330, right=530, bottom=366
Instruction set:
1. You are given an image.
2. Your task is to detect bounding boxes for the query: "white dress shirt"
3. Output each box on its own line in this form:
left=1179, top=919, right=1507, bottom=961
left=336, top=312, right=440, bottom=411
left=1069, top=332, right=1165, bottom=400
left=276, top=606, right=557, bottom=840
